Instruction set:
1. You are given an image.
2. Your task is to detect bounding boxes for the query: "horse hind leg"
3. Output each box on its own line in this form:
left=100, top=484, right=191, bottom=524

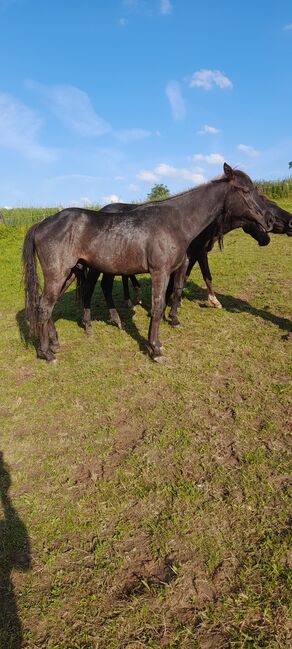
left=81, top=267, right=99, bottom=334
left=169, top=256, right=189, bottom=327
left=101, top=274, right=123, bottom=329
left=37, top=272, right=72, bottom=362
left=130, top=275, right=142, bottom=305
left=48, top=269, right=78, bottom=353
left=122, top=275, right=135, bottom=310
left=147, top=270, right=169, bottom=361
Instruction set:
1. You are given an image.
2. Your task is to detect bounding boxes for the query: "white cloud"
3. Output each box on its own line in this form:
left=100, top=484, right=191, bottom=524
left=28, top=81, right=111, bottom=137
left=0, top=93, right=56, bottom=161
left=119, top=17, right=128, bottom=26
left=160, top=0, right=172, bottom=15
left=68, top=197, right=94, bottom=207
left=189, top=69, right=233, bottom=91
left=165, top=81, right=186, bottom=121
left=137, top=163, right=206, bottom=185
left=128, top=183, right=140, bottom=192
left=114, top=175, right=126, bottom=181
left=193, top=153, right=224, bottom=165
left=197, top=124, right=220, bottom=135
left=237, top=144, right=260, bottom=158
left=102, top=194, right=122, bottom=204
left=137, top=170, right=158, bottom=182
left=114, top=128, right=152, bottom=142
left=283, top=23, right=292, bottom=30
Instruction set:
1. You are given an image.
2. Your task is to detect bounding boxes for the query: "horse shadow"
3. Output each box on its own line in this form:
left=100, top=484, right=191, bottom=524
left=0, top=452, right=31, bottom=649
left=16, top=275, right=291, bottom=357
left=16, top=276, right=153, bottom=356
left=183, top=281, right=292, bottom=333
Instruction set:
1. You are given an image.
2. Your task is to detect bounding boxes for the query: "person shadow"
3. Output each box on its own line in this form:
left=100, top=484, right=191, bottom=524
left=0, top=452, right=31, bottom=649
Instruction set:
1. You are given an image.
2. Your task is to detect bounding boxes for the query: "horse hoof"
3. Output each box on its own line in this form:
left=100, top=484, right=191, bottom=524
left=50, top=344, right=60, bottom=353
left=170, top=317, right=180, bottom=327
left=208, top=295, right=222, bottom=309
left=153, top=354, right=166, bottom=364
left=85, top=325, right=93, bottom=335
left=48, top=357, right=58, bottom=364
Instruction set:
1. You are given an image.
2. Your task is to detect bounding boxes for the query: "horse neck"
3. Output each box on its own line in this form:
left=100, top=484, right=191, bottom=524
left=171, top=182, right=228, bottom=245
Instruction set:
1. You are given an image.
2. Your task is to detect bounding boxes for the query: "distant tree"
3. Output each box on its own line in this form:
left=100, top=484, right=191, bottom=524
left=289, top=161, right=292, bottom=169
left=147, top=183, right=170, bottom=201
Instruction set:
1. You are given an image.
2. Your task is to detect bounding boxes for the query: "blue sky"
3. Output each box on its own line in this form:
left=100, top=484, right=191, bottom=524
left=0, top=0, right=291, bottom=207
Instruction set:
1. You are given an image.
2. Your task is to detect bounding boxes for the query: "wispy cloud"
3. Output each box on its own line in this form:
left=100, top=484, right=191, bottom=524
left=160, top=0, right=172, bottom=15
left=283, top=23, right=292, bottom=30
left=28, top=81, right=151, bottom=144
left=197, top=124, right=220, bottom=135
left=0, top=93, right=56, bottom=161
left=193, top=153, right=224, bottom=164
left=27, top=81, right=111, bottom=137
left=165, top=81, right=186, bottom=121
left=137, top=163, right=206, bottom=185
left=118, top=17, right=128, bottom=26
left=45, top=174, right=101, bottom=184
left=190, top=69, right=233, bottom=90
left=114, top=128, right=152, bottom=142
left=128, top=183, right=140, bottom=192
left=237, top=144, right=260, bottom=158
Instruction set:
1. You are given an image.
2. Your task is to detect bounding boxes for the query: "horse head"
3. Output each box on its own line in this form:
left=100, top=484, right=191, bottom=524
left=222, top=163, right=275, bottom=233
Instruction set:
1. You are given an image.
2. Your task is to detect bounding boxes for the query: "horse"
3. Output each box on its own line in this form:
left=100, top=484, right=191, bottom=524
left=75, top=199, right=273, bottom=331
left=23, top=163, right=274, bottom=362
left=168, top=196, right=292, bottom=317
left=96, top=196, right=292, bottom=324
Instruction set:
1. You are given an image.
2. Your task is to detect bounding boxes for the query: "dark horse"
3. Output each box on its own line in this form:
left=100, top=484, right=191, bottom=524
left=23, top=164, right=274, bottom=362
left=166, top=196, right=292, bottom=318
left=97, top=196, right=292, bottom=322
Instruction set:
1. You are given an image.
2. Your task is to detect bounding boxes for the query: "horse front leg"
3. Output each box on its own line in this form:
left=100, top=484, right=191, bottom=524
left=147, top=270, right=169, bottom=361
left=100, top=274, right=123, bottom=329
left=169, top=256, right=189, bottom=326
left=198, top=251, right=222, bottom=308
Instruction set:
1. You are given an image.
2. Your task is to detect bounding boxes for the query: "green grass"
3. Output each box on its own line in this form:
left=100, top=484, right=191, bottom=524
left=0, top=200, right=291, bottom=648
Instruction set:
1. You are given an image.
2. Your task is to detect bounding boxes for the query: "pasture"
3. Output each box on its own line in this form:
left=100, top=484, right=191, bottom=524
left=0, top=200, right=291, bottom=649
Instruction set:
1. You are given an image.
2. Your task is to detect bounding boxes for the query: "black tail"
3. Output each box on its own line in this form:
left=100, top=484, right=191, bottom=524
left=22, top=223, right=40, bottom=337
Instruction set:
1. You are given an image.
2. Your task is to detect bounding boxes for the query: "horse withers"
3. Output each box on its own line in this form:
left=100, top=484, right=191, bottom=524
left=22, top=163, right=274, bottom=363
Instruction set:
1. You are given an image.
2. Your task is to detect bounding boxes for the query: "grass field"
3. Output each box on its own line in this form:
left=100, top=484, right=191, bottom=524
left=0, top=199, right=291, bottom=649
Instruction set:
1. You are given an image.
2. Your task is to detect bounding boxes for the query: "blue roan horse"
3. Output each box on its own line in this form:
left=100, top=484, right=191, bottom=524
left=22, top=164, right=274, bottom=362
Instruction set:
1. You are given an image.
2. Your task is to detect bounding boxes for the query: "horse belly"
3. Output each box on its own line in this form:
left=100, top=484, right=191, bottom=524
left=84, top=236, right=148, bottom=275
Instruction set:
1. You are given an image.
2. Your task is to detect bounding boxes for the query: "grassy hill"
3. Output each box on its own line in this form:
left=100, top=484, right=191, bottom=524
left=0, top=195, right=291, bottom=648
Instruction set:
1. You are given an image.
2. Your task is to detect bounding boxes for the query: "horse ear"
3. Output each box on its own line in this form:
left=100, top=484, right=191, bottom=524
left=223, top=162, right=234, bottom=180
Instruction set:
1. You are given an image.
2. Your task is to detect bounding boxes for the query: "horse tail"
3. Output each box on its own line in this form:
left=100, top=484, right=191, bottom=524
left=22, top=223, right=41, bottom=337
left=75, top=263, right=88, bottom=304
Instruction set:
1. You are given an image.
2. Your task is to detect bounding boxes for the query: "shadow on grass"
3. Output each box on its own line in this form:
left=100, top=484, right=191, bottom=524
left=16, top=274, right=291, bottom=359
left=16, top=276, right=153, bottom=356
left=183, top=281, right=292, bottom=333
left=0, top=452, right=31, bottom=649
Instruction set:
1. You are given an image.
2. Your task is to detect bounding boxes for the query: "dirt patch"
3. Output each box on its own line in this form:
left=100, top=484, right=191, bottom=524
left=103, top=421, right=147, bottom=479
